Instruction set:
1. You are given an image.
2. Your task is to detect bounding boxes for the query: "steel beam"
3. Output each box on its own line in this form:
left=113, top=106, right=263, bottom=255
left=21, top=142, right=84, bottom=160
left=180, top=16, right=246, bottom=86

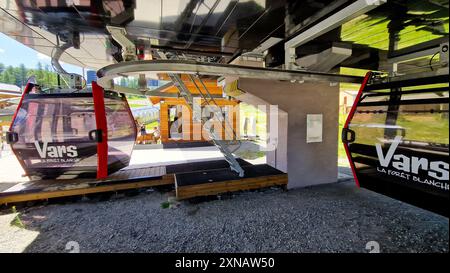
left=388, top=37, right=448, bottom=59
left=379, top=69, right=449, bottom=84
left=296, top=44, right=352, bottom=72
left=388, top=48, right=441, bottom=64
left=285, top=0, right=350, bottom=37
left=252, top=37, right=283, bottom=54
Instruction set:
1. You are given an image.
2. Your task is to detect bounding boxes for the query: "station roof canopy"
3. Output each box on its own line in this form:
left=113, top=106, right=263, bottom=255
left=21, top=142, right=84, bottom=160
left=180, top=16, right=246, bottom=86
left=0, top=0, right=448, bottom=74
left=0, top=82, right=21, bottom=97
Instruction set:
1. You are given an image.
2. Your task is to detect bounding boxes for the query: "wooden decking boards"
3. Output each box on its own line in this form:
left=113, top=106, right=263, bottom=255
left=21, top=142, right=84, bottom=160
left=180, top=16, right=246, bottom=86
left=0, top=160, right=288, bottom=205
left=0, top=166, right=173, bottom=204
left=175, top=164, right=288, bottom=200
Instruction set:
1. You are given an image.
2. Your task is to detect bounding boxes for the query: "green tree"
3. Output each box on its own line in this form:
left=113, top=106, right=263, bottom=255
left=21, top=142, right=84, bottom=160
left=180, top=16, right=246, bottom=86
left=19, top=64, right=27, bottom=87
left=36, top=62, right=45, bottom=84
left=0, top=63, right=59, bottom=87
left=2, top=69, right=14, bottom=84
left=3, top=66, right=15, bottom=85
left=12, top=66, right=21, bottom=86
left=44, top=65, right=51, bottom=86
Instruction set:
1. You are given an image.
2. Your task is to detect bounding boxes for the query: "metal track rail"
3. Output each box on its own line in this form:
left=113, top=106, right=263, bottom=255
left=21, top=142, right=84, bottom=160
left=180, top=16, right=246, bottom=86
left=96, top=60, right=364, bottom=91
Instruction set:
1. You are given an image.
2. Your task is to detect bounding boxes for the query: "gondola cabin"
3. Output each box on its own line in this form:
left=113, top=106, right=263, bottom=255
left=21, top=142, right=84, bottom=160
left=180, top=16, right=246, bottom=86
left=6, top=83, right=137, bottom=179
left=343, top=72, right=449, bottom=217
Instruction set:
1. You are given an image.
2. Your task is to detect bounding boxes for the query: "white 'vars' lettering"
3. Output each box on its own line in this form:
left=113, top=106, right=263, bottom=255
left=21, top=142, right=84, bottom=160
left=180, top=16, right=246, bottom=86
left=376, top=136, right=449, bottom=181
left=34, top=141, right=78, bottom=158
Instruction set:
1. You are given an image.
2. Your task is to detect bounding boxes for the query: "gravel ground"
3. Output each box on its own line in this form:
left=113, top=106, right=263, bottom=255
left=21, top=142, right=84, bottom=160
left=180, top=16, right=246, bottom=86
left=0, top=179, right=448, bottom=253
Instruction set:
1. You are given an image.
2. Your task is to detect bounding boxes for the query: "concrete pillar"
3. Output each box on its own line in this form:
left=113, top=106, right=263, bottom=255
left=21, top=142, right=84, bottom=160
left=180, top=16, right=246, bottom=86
left=236, top=78, right=339, bottom=189
left=266, top=108, right=288, bottom=173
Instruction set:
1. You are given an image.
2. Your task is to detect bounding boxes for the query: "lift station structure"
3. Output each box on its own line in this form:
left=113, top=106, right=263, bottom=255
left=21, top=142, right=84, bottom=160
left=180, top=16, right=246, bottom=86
left=0, top=0, right=448, bottom=216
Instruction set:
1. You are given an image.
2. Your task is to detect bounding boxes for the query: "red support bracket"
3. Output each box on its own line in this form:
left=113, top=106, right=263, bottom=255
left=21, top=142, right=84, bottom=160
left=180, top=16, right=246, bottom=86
left=342, top=71, right=372, bottom=187
left=92, top=81, right=108, bottom=179
left=9, top=83, right=33, bottom=132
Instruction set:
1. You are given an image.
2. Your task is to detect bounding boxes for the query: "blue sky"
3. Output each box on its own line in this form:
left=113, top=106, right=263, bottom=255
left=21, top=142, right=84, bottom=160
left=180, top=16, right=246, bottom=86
left=0, top=32, right=83, bottom=75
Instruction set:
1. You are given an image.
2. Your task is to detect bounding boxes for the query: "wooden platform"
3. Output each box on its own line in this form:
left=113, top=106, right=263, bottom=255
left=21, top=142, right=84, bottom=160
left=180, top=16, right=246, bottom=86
left=175, top=164, right=288, bottom=200
left=0, top=166, right=173, bottom=204
left=0, top=160, right=288, bottom=205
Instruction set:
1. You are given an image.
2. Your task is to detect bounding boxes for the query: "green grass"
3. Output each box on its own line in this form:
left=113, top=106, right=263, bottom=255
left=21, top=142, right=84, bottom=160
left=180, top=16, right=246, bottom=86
left=348, top=110, right=448, bottom=146
left=128, top=99, right=159, bottom=131
left=145, top=121, right=160, bottom=131
left=338, top=114, right=348, bottom=161
left=396, top=114, right=449, bottom=144
left=235, top=150, right=266, bottom=160
left=160, top=201, right=170, bottom=209
left=127, top=95, right=151, bottom=108
left=341, top=0, right=449, bottom=51
left=10, top=206, right=25, bottom=229
left=0, top=116, right=12, bottom=123
left=128, top=104, right=146, bottom=108
left=339, top=67, right=371, bottom=92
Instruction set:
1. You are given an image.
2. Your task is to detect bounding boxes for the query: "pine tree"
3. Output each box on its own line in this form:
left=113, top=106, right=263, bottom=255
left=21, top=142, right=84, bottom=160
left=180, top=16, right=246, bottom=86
left=0, top=63, right=59, bottom=87
left=19, top=64, right=27, bottom=87
left=36, top=62, right=45, bottom=84
left=3, top=66, right=15, bottom=85
left=2, top=70, right=13, bottom=84
left=44, top=64, right=51, bottom=86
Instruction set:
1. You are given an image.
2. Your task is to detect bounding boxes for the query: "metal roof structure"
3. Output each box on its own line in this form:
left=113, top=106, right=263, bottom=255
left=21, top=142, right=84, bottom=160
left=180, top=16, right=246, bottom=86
left=0, top=0, right=447, bottom=75
left=0, top=82, right=20, bottom=92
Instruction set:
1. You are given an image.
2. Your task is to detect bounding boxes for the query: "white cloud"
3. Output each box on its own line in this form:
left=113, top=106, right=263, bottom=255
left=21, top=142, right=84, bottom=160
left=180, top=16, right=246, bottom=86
left=37, top=52, right=51, bottom=60
left=0, top=48, right=5, bottom=54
